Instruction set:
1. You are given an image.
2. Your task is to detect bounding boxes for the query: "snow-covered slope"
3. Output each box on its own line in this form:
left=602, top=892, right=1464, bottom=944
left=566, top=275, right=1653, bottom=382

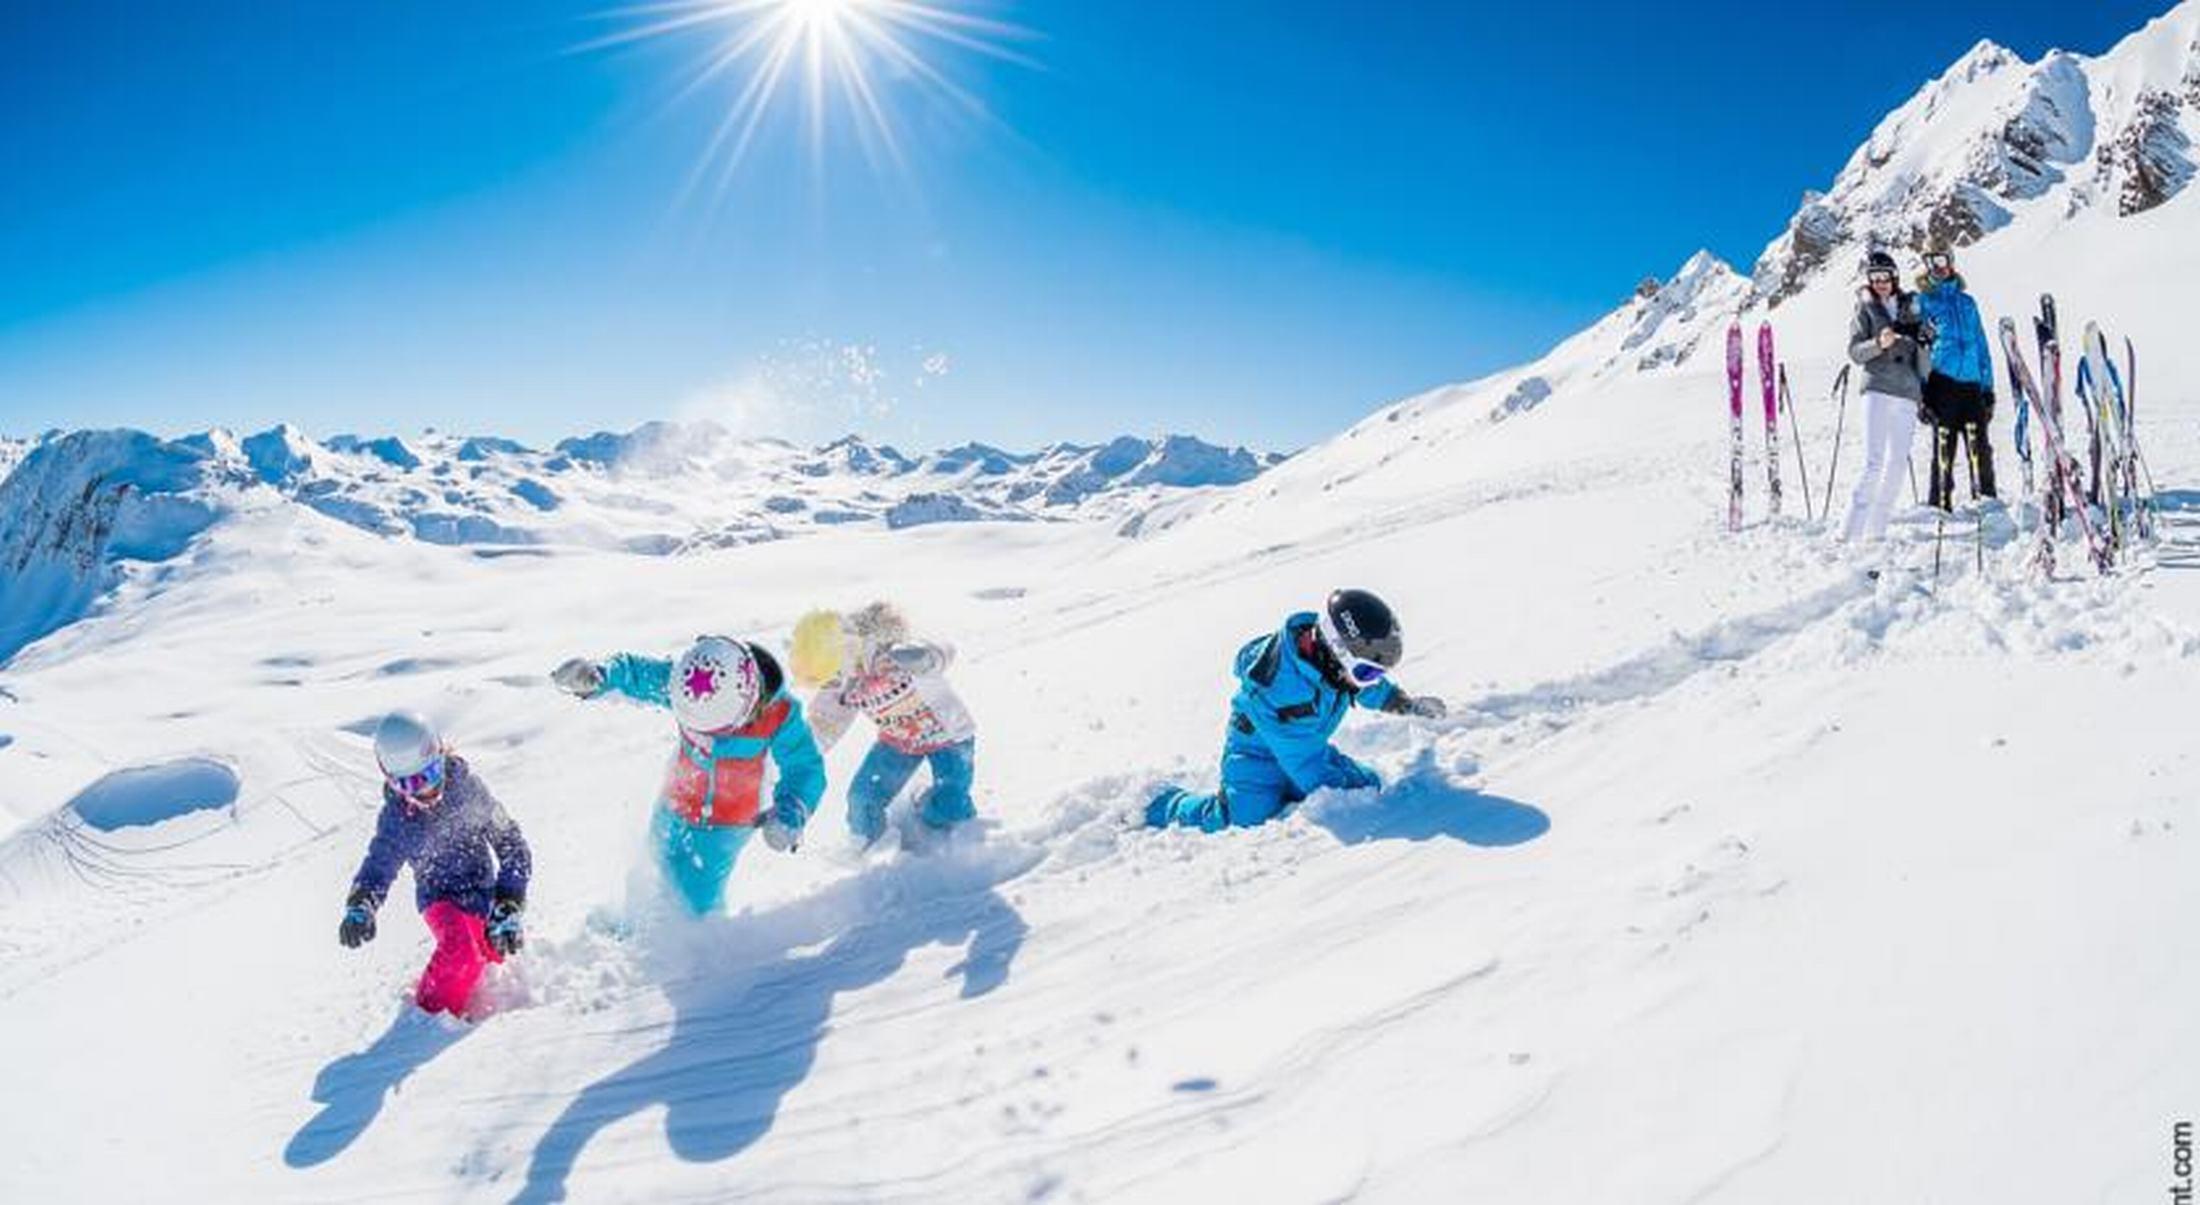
left=2, top=8, right=2198, bottom=1204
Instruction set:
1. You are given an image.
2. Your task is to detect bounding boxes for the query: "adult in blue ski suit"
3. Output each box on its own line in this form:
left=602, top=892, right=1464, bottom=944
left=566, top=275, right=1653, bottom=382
left=1146, top=590, right=1448, bottom=832
left=1914, top=247, right=1997, bottom=509
left=553, top=637, right=827, bottom=915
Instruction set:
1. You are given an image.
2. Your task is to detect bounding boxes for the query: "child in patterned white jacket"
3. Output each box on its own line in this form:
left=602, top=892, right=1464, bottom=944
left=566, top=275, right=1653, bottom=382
left=793, top=602, right=978, bottom=846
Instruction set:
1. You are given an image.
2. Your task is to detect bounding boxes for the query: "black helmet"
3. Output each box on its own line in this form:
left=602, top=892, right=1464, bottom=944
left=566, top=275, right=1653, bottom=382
left=1317, top=589, right=1403, bottom=686
left=1863, top=250, right=1899, bottom=277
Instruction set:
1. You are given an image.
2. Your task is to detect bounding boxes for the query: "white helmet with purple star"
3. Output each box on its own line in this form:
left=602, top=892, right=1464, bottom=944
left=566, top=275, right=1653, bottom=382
left=672, top=636, right=762, bottom=734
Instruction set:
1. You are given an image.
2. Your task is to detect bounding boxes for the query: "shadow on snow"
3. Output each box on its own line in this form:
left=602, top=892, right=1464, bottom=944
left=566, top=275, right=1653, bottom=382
left=283, top=1010, right=471, bottom=1168
left=1307, top=751, right=1552, bottom=848
left=512, top=855, right=1030, bottom=1203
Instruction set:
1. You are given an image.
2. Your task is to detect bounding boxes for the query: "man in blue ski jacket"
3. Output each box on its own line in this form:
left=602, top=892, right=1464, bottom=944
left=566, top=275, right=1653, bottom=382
left=1146, top=589, right=1449, bottom=832
left=1915, top=246, right=1998, bottom=509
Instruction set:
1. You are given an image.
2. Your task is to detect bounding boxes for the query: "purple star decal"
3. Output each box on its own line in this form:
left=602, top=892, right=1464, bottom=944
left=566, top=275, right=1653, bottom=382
left=684, top=664, right=720, bottom=700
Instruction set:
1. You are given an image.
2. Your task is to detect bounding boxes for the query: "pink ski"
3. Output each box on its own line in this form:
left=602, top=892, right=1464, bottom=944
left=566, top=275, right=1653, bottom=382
left=1757, top=321, right=1781, bottom=518
left=1726, top=322, right=1744, bottom=531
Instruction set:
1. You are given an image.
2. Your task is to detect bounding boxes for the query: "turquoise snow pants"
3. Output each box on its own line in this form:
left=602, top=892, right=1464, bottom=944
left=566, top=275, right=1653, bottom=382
left=846, top=739, right=977, bottom=844
left=1146, top=747, right=1302, bottom=832
left=650, top=807, right=753, bottom=915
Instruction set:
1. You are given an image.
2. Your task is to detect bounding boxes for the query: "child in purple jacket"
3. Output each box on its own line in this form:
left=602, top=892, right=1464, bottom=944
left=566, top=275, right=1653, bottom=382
left=338, top=711, right=532, bottom=1018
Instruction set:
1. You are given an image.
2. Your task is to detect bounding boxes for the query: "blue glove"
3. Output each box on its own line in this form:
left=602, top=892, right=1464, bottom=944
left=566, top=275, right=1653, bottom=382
left=486, top=897, right=525, bottom=956
left=761, top=797, right=807, bottom=853
left=339, top=903, right=376, bottom=949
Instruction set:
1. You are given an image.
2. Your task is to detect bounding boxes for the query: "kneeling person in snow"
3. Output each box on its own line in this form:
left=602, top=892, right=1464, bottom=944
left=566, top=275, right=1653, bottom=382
left=789, top=602, right=978, bottom=847
left=1146, top=589, right=1448, bottom=832
left=551, top=636, right=825, bottom=914
left=339, top=711, right=532, bottom=1019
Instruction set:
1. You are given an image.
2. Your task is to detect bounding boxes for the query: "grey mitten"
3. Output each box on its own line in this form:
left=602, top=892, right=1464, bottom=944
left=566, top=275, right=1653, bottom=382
left=551, top=657, right=605, bottom=698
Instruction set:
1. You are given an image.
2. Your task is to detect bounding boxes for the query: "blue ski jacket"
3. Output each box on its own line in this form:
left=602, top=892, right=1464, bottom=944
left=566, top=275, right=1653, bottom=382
left=351, top=756, right=531, bottom=916
left=1222, top=613, right=1399, bottom=795
left=1916, top=275, right=1995, bottom=389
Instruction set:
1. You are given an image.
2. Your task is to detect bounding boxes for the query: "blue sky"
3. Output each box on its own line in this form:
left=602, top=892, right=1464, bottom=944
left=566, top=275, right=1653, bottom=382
left=0, top=0, right=2175, bottom=451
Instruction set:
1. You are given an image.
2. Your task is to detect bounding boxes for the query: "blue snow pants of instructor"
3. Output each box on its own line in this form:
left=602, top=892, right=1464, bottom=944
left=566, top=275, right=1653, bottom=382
left=847, top=739, right=977, bottom=843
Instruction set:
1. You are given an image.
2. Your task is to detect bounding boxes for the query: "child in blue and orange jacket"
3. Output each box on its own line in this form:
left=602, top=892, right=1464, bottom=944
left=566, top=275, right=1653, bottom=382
left=552, top=635, right=826, bottom=914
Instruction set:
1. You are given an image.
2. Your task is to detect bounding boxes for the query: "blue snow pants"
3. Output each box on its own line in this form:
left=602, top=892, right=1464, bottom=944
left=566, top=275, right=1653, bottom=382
left=846, top=739, right=977, bottom=844
left=650, top=806, right=754, bottom=915
left=1145, top=746, right=1303, bottom=833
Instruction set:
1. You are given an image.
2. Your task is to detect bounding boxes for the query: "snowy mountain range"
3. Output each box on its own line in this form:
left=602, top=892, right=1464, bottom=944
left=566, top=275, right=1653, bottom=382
left=0, top=423, right=1279, bottom=660
left=2, top=5, right=2198, bottom=1203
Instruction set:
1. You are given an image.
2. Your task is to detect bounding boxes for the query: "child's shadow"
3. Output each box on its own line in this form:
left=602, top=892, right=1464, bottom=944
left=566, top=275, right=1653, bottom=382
left=283, top=1008, right=469, bottom=1168
left=513, top=867, right=1028, bottom=1203
left=1309, top=750, right=1551, bottom=847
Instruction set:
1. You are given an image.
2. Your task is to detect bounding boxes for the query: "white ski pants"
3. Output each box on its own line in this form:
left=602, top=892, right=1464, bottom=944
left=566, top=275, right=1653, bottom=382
left=1841, top=390, right=1918, bottom=542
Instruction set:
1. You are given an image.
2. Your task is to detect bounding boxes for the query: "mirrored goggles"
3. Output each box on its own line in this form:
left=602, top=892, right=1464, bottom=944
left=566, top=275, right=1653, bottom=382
left=1344, top=659, right=1390, bottom=685
left=1867, top=271, right=1897, bottom=285
left=388, top=757, right=446, bottom=803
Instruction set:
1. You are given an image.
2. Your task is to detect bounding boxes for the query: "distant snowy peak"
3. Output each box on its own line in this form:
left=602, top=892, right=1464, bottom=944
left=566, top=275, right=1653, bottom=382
left=1754, top=4, right=2200, bottom=303
left=0, top=431, right=240, bottom=661
left=1511, top=249, right=1747, bottom=400
left=1337, top=249, right=1747, bottom=441
left=1614, top=251, right=1748, bottom=372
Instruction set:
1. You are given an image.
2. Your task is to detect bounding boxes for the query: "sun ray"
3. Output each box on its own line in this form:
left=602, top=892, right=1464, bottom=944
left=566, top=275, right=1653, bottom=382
left=590, top=0, right=1034, bottom=194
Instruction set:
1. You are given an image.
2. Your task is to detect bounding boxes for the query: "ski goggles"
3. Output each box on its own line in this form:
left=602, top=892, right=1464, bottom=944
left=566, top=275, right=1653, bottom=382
left=387, top=757, right=446, bottom=805
left=1924, top=252, right=1954, bottom=271
left=1866, top=270, right=1897, bottom=285
left=1342, top=659, right=1390, bottom=686
left=1314, top=614, right=1393, bottom=685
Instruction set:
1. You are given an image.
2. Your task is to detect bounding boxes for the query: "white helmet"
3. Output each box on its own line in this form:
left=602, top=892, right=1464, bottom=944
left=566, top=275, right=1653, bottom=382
left=374, top=710, right=446, bottom=801
left=673, top=636, right=762, bottom=734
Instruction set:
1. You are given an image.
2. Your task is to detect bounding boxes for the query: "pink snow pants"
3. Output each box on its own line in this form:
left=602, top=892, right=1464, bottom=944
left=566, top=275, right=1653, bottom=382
left=416, top=900, right=501, bottom=1017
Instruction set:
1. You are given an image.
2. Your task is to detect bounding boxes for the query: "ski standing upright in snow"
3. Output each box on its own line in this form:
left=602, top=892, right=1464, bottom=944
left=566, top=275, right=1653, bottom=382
left=1726, top=321, right=1745, bottom=531
left=1757, top=322, right=1782, bottom=519
left=2124, top=334, right=2161, bottom=538
left=2080, top=322, right=2129, bottom=553
left=2000, top=316, right=2112, bottom=577
left=2035, top=295, right=2068, bottom=535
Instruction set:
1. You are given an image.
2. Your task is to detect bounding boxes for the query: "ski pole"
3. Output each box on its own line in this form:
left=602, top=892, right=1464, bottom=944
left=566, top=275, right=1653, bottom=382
left=1778, top=366, right=1813, bottom=521
left=1966, top=422, right=1987, bottom=575
left=1821, top=365, right=1851, bottom=521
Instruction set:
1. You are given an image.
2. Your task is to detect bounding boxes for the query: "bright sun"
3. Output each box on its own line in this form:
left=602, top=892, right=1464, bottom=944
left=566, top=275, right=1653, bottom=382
left=588, top=0, right=1032, bottom=195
